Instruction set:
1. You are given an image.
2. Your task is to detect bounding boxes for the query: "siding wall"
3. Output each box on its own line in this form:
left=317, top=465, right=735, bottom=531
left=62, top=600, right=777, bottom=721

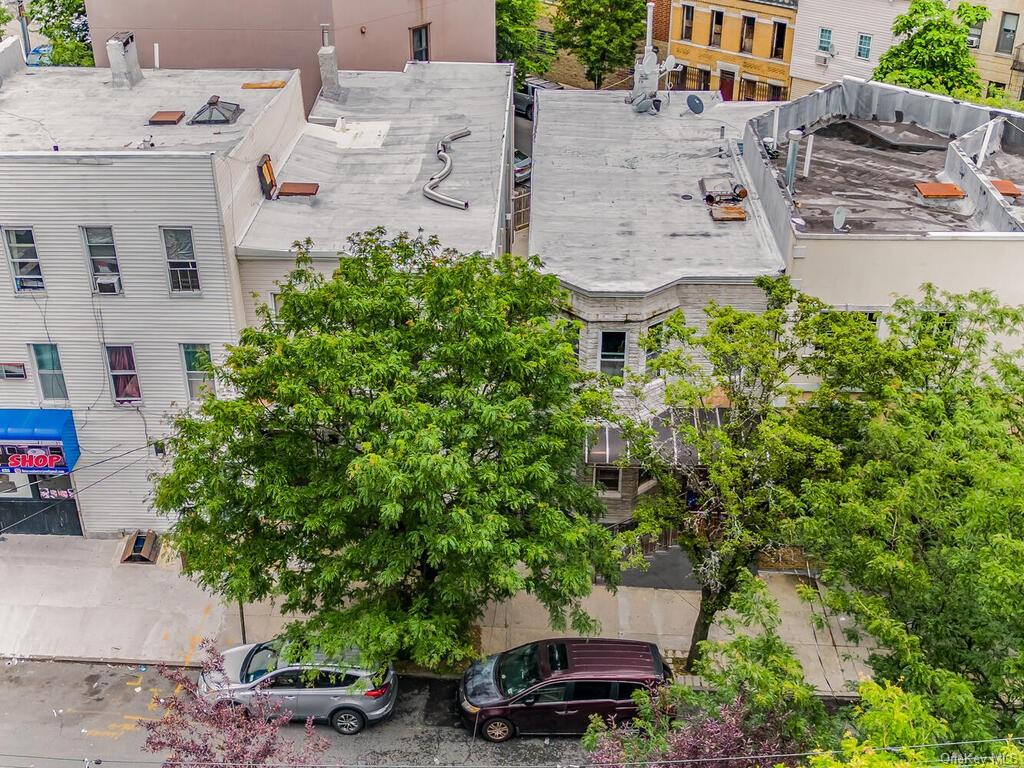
left=789, top=0, right=908, bottom=94
left=0, top=154, right=233, bottom=536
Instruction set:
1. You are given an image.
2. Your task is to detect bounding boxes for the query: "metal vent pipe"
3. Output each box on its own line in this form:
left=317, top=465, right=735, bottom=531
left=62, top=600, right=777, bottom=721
left=424, top=128, right=472, bottom=209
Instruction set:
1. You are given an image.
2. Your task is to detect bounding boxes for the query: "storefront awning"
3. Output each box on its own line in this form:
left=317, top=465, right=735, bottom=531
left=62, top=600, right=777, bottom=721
left=0, top=409, right=80, bottom=474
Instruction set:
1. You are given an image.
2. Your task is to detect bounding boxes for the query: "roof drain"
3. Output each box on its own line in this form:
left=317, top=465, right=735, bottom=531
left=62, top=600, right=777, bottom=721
left=424, top=128, right=471, bottom=209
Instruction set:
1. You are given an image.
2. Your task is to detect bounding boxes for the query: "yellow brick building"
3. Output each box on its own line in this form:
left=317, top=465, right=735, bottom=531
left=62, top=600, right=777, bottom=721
left=667, top=0, right=797, bottom=100
left=968, top=0, right=1024, bottom=99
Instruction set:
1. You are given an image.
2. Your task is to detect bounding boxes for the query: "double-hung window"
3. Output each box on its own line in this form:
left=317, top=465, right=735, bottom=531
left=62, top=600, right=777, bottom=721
left=4, top=228, right=44, bottom=292
left=599, top=331, right=627, bottom=377
left=997, top=12, right=1019, bottom=54
left=740, top=16, right=755, bottom=54
left=31, top=344, right=68, bottom=400
left=411, top=24, right=429, bottom=61
left=856, top=34, right=872, bottom=60
left=162, top=228, right=201, bottom=293
left=106, top=345, right=142, bottom=404
left=84, top=227, right=122, bottom=294
left=181, top=343, right=213, bottom=401
left=771, top=21, right=787, bottom=59
left=709, top=10, right=724, bottom=47
left=818, top=27, right=833, bottom=52
left=681, top=5, right=694, bottom=41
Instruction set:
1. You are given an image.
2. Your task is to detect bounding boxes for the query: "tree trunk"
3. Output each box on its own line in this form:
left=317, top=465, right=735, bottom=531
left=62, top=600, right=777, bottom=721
left=684, top=585, right=717, bottom=673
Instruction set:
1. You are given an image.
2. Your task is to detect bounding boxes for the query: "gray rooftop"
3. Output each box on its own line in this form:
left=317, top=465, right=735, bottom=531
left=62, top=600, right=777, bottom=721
left=528, top=90, right=785, bottom=296
left=0, top=64, right=297, bottom=153
left=238, top=62, right=513, bottom=257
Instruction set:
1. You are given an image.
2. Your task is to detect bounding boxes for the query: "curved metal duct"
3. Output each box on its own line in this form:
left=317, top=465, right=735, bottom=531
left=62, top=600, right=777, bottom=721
left=423, top=127, right=472, bottom=209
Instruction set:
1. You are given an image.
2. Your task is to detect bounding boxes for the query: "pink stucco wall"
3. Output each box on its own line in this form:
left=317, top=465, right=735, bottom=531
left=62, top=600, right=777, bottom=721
left=86, top=0, right=496, bottom=110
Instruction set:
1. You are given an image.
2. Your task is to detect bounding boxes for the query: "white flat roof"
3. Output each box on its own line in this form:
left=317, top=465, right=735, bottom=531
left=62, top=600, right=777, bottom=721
left=238, top=61, right=513, bottom=257
left=0, top=66, right=297, bottom=153
left=529, top=90, right=786, bottom=296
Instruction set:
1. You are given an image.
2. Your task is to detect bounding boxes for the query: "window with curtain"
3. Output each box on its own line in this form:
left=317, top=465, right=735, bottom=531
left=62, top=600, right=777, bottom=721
left=106, top=345, right=141, bottom=404
left=162, top=228, right=201, bottom=293
left=4, top=228, right=44, bottom=292
left=31, top=344, right=68, bottom=400
left=181, top=343, right=212, bottom=401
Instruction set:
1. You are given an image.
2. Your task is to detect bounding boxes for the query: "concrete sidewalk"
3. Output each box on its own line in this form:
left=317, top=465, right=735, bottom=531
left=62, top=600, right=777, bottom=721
left=0, top=534, right=870, bottom=696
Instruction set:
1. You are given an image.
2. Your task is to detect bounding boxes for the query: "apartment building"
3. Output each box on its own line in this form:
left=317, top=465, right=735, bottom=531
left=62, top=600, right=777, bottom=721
left=968, top=0, right=1024, bottom=98
left=0, top=34, right=513, bottom=537
left=666, top=0, right=797, bottom=100
left=85, top=0, right=497, bottom=110
left=789, top=0, right=909, bottom=98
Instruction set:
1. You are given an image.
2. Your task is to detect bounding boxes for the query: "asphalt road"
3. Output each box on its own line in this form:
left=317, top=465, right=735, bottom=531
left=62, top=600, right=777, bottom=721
left=0, top=660, right=587, bottom=767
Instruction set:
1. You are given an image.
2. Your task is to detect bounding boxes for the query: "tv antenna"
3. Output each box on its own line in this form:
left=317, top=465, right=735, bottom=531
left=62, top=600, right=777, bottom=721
left=833, top=206, right=850, bottom=232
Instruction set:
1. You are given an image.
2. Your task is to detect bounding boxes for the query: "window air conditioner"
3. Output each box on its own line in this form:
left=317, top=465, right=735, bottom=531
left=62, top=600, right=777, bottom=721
left=96, top=276, right=121, bottom=294
left=967, top=36, right=981, bottom=48
left=815, top=52, right=831, bottom=66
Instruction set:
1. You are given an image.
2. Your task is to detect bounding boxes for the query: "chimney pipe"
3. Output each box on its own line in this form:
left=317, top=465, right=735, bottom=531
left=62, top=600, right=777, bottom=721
left=645, top=2, right=655, bottom=54
left=785, top=129, right=803, bottom=193
left=107, top=32, right=143, bottom=90
left=320, top=23, right=330, bottom=48
left=318, top=45, right=340, bottom=100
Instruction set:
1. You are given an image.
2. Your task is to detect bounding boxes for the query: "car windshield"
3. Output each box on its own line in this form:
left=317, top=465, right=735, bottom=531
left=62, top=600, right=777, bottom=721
left=242, top=639, right=285, bottom=683
left=497, top=643, right=542, bottom=697
left=515, top=150, right=528, bottom=162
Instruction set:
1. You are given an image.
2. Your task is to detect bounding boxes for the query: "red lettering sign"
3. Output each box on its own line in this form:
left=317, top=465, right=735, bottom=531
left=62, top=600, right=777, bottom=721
left=7, top=453, right=62, bottom=469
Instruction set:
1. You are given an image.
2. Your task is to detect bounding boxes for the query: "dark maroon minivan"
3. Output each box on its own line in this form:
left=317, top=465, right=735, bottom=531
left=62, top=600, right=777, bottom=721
left=457, top=637, right=671, bottom=742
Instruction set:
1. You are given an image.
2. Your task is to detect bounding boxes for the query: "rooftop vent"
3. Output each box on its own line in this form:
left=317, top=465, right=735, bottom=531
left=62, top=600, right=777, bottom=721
left=915, top=181, right=965, bottom=200
left=991, top=178, right=1022, bottom=198
left=188, top=96, right=244, bottom=126
left=149, top=110, right=185, bottom=126
left=121, top=529, right=159, bottom=564
left=107, top=31, right=143, bottom=90
left=257, top=154, right=319, bottom=200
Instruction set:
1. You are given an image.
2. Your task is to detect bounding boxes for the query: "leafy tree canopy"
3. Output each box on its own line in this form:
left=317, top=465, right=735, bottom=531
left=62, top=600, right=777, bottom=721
left=0, top=6, right=13, bottom=39
left=27, top=0, right=93, bottom=66
left=155, top=230, right=619, bottom=669
left=496, top=0, right=552, bottom=87
left=552, top=0, right=646, bottom=88
left=795, top=286, right=1024, bottom=737
left=873, top=0, right=988, bottom=96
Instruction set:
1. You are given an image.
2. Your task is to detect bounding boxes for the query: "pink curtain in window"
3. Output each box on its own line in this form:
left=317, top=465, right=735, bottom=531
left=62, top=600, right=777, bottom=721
left=108, top=347, right=140, bottom=400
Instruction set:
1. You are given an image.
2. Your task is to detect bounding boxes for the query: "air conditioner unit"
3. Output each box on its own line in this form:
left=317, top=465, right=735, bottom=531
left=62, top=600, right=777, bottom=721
left=967, top=35, right=981, bottom=48
left=815, top=52, right=831, bottom=66
left=95, top=276, right=121, bottom=294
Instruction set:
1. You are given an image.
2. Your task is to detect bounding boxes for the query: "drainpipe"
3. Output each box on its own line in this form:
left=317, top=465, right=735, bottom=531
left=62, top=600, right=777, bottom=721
left=645, top=2, right=655, bottom=54
left=785, top=129, right=803, bottom=193
left=17, top=2, right=31, bottom=58
left=801, top=133, right=815, bottom=178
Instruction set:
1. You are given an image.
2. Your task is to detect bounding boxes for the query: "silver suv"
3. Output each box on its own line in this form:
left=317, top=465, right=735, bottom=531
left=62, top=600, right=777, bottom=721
left=198, top=639, right=397, bottom=735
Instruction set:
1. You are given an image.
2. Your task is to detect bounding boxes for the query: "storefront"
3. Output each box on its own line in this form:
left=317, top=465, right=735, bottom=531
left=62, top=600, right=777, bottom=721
left=0, top=409, right=83, bottom=535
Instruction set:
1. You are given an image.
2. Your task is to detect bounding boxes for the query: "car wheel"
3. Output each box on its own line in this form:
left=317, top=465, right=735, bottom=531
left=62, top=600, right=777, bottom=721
left=481, top=717, right=515, bottom=743
left=330, top=708, right=366, bottom=736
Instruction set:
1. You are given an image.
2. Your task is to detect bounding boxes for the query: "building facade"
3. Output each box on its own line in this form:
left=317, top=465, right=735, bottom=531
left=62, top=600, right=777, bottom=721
left=968, top=0, right=1024, bottom=98
left=666, top=0, right=797, bottom=100
left=85, top=0, right=497, bottom=110
left=789, top=0, right=909, bottom=98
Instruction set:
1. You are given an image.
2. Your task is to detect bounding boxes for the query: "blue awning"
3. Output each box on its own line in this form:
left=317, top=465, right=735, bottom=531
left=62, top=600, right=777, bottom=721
left=0, top=409, right=80, bottom=473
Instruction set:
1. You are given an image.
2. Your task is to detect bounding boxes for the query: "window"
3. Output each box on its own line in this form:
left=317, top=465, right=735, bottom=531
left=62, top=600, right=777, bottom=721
left=83, top=227, right=122, bottom=294
left=856, top=34, right=872, bottom=60
left=31, top=344, right=67, bottom=400
left=0, top=363, right=26, bottom=380
left=271, top=292, right=285, bottom=316
left=599, top=331, right=626, bottom=377
left=818, top=27, right=833, bottom=52
left=594, top=466, right=621, bottom=493
left=3, top=228, right=44, bottom=292
left=182, top=343, right=212, bottom=401
left=969, top=20, right=984, bottom=43
left=698, top=68, right=711, bottom=90
left=536, top=29, right=556, bottom=55
left=768, top=83, right=785, bottom=100
left=411, top=24, right=429, bottom=61
left=314, top=671, right=359, bottom=689
left=638, top=466, right=656, bottom=491
left=530, top=683, right=568, bottom=703
left=771, top=21, right=787, bottom=59
left=989, top=81, right=1007, bottom=98
left=645, top=322, right=664, bottom=363
left=572, top=681, right=614, bottom=701
left=106, top=345, right=141, bottom=404
left=742, top=77, right=758, bottom=100
left=740, top=16, right=755, bottom=53
left=709, top=10, right=724, bottom=47
left=162, top=228, right=201, bottom=293
left=681, top=4, right=694, bottom=40
left=997, top=12, right=1018, bottom=54
left=617, top=682, right=647, bottom=700
left=264, top=670, right=302, bottom=689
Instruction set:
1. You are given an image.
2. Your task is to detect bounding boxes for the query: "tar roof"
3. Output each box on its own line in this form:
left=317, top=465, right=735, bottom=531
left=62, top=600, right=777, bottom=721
left=528, top=90, right=785, bottom=296
left=238, top=61, right=513, bottom=257
left=0, top=66, right=296, bottom=153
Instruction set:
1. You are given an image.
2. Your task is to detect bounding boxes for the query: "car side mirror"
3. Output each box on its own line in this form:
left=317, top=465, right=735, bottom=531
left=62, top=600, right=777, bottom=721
left=522, top=695, right=536, bottom=706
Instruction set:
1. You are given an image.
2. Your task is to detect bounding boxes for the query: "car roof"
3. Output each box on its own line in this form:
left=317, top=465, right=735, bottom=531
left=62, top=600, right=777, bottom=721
left=545, top=638, right=659, bottom=678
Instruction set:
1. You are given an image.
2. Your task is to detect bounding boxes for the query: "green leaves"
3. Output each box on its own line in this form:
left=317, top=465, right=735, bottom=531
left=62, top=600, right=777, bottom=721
left=552, top=0, right=647, bottom=88
left=496, top=0, right=552, bottom=87
left=156, top=230, right=617, bottom=669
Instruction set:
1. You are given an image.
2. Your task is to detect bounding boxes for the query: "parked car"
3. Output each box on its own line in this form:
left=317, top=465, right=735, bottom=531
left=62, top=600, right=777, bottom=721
left=513, top=92, right=535, bottom=120
left=457, top=637, right=671, bottom=742
left=26, top=45, right=52, bottom=67
left=514, top=149, right=532, bottom=184
left=197, top=638, right=397, bottom=735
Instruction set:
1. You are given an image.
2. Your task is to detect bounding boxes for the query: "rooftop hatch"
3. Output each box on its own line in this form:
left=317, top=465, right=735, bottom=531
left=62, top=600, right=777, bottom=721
left=188, top=95, right=244, bottom=126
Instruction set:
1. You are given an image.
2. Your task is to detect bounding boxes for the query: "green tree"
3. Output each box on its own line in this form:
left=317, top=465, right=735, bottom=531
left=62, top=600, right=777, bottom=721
left=496, top=0, right=552, bottom=87
left=27, top=0, right=93, bottom=66
left=873, top=0, right=988, bottom=97
left=0, top=6, right=13, bottom=40
left=795, top=286, right=1024, bottom=737
left=616, top=277, right=839, bottom=671
left=552, top=0, right=646, bottom=88
left=155, top=230, right=619, bottom=669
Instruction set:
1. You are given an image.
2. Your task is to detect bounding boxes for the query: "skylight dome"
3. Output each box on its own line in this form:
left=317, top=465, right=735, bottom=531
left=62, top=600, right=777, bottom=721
left=188, top=95, right=244, bottom=125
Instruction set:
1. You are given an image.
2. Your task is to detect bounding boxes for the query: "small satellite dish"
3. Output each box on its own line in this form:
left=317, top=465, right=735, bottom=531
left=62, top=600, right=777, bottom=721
left=664, top=54, right=678, bottom=72
left=828, top=43, right=837, bottom=56
left=833, top=206, right=850, bottom=231
left=733, top=184, right=748, bottom=200
left=681, top=193, right=693, bottom=201
left=642, top=50, right=658, bottom=71
left=686, top=94, right=705, bottom=115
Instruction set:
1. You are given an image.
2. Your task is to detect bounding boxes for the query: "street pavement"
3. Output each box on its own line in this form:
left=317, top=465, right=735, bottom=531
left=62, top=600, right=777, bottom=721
left=0, top=660, right=586, bottom=767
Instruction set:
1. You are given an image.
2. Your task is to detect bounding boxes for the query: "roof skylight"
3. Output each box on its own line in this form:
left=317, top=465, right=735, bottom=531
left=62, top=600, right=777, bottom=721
left=188, top=95, right=244, bottom=126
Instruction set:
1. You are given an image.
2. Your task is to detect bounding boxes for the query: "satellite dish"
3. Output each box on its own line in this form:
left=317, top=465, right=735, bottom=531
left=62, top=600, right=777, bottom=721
left=664, top=54, right=678, bottom=72
left=833, top=206, right=850, bottom=231
left=733, top=184, right=749, bottom=200
left=642, top=50, right=658, bottom=71
left=828, top=43, right=837, bottom=56
left=686, top=94, right=705, bottom=115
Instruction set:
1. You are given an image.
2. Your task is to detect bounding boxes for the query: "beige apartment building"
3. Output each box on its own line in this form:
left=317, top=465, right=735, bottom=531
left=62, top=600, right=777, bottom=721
left=968, top=0, right=1024, bottom=99
left=85, top=0, right=496, bottom=109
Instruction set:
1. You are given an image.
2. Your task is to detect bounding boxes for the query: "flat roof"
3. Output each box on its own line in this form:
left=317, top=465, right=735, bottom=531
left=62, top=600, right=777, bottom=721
left=238, top=61, right=512, bottom=257
left=528, top=90, right=785, bottom=296
left=0, top=65, right=297, bottom=153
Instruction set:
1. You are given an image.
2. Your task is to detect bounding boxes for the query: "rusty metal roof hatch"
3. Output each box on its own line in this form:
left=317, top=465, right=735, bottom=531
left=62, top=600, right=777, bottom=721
left=188, top=95, right=244, bottom=126
left=148, top=110, right=185, bottom=126
left=121, top=529, right=159, bottom=564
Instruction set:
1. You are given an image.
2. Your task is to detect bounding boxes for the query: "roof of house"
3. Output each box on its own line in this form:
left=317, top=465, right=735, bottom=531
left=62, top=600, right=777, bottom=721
left=0, top=63, right=297, bottom=154
left=527, top=90, right=786, bottom=296
left=237, top=61, right=513, bottom=258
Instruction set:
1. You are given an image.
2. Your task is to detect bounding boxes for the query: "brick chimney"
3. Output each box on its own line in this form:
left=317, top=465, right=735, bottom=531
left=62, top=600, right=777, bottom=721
left=107, top=31, right=143, bottom=90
